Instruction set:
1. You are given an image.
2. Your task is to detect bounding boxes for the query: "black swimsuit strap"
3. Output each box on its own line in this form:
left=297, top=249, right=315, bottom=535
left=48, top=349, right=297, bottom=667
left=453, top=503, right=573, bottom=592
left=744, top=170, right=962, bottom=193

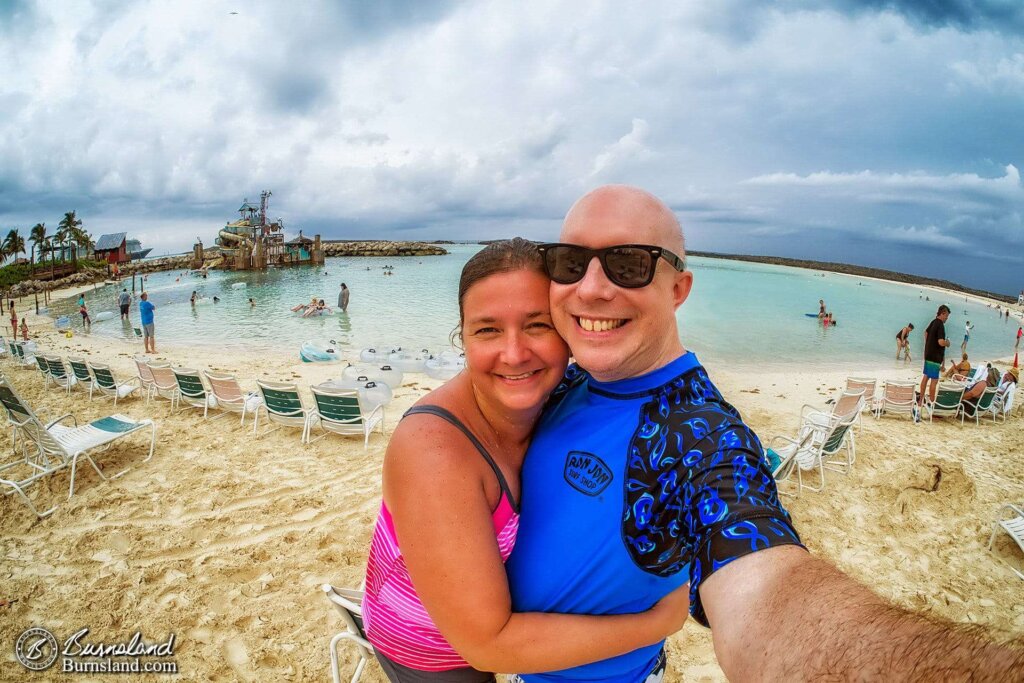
left=402, top=405, right=519, bottom=512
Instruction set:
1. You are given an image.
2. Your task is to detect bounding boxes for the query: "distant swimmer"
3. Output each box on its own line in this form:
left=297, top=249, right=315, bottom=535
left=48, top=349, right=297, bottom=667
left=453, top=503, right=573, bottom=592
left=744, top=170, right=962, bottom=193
left=190, top=291, right=198, bottom=307
left=213, top=296, right=220, bottom=303
left=248, top=297, right=255, bottom=307
left=818, top=299, right=826, bottom=319
left=896, top=323, right=914, bottom=360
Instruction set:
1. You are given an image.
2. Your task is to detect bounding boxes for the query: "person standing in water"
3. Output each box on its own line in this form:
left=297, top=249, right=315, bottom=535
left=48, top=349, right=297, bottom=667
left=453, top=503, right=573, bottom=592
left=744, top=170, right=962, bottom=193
left=896, top=323, right=914, bottom=361
left=338, top=283, right=350, bottom=312
left=962, top=320, right=974, bottom=353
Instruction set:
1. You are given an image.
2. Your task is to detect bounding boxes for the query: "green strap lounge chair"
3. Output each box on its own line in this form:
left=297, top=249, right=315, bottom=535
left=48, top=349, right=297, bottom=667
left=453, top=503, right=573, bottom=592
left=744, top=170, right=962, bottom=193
left=307, top=385, right=384, bottom=448
left=43, top=355, right=79, bottom=394
left=767, top=410, right=857, bottom=495
left=926, top=382, right=965, bottom=424
left=88, top=362, right=142, bottom=405
left=173, top=367, right=218, bottom=417
left=255, top=380, right=310, bottom=440
left=33, top=353, right=53, bottom=386
left=67, top=357, right=96, bottom=395
left=0, top=374, right=156, bottom=518
left=959, top=386, right=999, bottom=425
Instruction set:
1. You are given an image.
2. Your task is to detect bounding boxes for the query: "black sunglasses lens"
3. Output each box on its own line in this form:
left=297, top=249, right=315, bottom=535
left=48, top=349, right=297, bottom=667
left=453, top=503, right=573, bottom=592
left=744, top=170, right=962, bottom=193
left=545, top=246, right=589, bottom=283
left=604, top=247, right=654, bottom=286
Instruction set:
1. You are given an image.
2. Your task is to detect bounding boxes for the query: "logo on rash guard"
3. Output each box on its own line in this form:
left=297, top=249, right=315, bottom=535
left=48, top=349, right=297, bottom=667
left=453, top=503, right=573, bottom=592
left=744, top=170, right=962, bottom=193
left=564, top=451, right=613, bottom=495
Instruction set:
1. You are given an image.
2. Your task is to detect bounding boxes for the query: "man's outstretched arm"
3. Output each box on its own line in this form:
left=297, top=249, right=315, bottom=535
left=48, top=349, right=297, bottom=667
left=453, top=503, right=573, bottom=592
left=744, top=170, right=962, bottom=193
left=700, top=546, right=1024, bottom=681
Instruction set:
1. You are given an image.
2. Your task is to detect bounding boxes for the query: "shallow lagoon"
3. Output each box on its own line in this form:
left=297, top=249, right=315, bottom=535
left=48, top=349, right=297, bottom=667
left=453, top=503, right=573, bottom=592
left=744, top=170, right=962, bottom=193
left=54, top=245, right=1019, bottom=370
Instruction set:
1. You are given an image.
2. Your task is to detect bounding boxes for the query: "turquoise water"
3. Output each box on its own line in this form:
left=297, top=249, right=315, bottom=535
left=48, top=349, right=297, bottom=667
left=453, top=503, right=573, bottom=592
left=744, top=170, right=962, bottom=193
left=52, top=245, right=1020, bottom=369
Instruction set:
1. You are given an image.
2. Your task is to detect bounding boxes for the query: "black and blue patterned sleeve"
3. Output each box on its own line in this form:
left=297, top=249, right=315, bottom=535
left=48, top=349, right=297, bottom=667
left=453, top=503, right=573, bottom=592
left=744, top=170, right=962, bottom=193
left=683, top=418, right=804, bottom=627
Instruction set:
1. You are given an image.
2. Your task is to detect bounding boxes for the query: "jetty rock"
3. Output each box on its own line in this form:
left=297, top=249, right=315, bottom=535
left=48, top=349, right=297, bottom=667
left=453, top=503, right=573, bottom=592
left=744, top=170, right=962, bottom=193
left=321, top=240, right=447, bottom=257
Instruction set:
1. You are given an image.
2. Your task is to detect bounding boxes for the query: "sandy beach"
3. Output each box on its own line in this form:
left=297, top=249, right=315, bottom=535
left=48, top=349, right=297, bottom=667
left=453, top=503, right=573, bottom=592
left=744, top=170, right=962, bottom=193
left=1, top=289, right=1023, bottom=682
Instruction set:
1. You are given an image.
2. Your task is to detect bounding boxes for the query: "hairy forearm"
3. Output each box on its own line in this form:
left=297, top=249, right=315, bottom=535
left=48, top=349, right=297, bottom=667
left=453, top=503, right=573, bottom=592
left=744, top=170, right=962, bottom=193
left=722, top=555, right=1024, bottom=682
left=458, top=610, right=669, bottom=674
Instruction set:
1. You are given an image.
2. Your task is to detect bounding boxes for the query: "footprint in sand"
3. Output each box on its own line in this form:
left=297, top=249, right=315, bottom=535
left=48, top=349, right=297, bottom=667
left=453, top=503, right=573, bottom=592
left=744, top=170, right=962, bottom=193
left=222, top=636, right=255, bottom=682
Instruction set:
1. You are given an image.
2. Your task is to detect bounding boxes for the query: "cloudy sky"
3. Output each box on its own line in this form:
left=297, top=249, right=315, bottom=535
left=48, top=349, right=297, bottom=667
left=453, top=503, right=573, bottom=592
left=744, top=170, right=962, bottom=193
left=1, top=0, right=1022, bottom=293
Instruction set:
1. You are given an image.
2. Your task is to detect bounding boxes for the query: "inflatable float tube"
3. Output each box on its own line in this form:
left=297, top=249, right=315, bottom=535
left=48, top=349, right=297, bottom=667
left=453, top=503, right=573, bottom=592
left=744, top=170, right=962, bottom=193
left=360, top=346, right=399, bottom=363
left=389, top=348, right=431, bottom=373
left=343, top=363, right=403, bottom=388
left=93, top=311, right=115, bottom=322
left=54, top=315, right=71, bottom=330
left=425, top=354, right=465, bottom=381
left=194, top=297, right=213, bottom=306
left=300, top=340, right=342, bottom=363
left=231, top=282, right=247, bottom=289
left=330, top=377, right=394, bottom=406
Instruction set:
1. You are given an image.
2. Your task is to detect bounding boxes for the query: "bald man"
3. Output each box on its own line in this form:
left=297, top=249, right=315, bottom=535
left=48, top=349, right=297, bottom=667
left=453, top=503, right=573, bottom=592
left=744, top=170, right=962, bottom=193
left=506, top=186, right=1023, bottom=681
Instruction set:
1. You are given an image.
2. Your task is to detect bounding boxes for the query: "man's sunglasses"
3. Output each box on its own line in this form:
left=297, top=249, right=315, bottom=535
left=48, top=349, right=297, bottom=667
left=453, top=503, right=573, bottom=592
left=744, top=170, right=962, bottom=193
left=536, top=243, right=686, bottom=289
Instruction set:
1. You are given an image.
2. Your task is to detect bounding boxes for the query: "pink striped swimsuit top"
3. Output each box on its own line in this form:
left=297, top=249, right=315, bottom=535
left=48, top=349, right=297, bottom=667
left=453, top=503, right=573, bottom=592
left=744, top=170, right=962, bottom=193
left=363, top=405, right=520, bottom=672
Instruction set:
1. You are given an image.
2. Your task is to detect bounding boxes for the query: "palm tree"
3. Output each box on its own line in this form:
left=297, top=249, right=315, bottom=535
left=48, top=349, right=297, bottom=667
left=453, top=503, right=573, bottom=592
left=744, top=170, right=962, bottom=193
left=57, top=210, right=83, bottom=266
left=2, top=229, right=26, bottom=266
left=73, top=227, right=94, bottom=260
left=29, top=223, right=47, bottom=271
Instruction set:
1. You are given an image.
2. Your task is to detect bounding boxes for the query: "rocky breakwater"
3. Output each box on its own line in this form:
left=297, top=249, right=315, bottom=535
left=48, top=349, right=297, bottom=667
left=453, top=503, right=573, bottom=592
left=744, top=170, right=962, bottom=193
left=10, top=267, right=108, bottom=297
left=321, top=240, right=447, bottom=257
left=120, top=253, right=196, bottom=275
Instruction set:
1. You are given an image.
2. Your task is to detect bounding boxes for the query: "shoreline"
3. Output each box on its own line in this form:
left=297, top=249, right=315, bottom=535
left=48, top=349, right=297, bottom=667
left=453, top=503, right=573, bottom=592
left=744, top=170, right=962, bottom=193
left=688, top=250, right=1020, bottom=304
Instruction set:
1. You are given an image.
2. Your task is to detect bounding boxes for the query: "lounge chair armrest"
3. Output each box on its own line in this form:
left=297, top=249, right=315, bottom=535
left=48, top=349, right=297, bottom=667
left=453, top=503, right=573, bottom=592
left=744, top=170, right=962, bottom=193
left=767, top=434, right=799, bottom=449
left=365, top=403, right=384, bottom=422
left=996, top=503, right=1024, bottom=521
left=46, top=413, right=77, bottom=428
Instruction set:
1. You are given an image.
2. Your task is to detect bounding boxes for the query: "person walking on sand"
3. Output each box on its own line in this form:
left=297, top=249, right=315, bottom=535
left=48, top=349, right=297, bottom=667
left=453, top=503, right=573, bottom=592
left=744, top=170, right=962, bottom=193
left=118, top=288, right=132, bottom=321
left=961, top=320, right=974, bottom=353
left=1017, top=325, right=1023, bottom=350
left=896, top=323, right=914, bottom=360
left=9, top=301, right=17, bottom=339
left=917, top=305, right=951, bottom=421
left=139, top=292, right=156, bottom=353
left=338, top=282, right=350, bottom=312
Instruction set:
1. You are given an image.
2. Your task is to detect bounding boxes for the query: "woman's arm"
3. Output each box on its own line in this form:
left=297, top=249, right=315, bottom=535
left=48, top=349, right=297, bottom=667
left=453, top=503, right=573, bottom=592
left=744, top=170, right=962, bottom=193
left=384, top=418, right=688, bottom=675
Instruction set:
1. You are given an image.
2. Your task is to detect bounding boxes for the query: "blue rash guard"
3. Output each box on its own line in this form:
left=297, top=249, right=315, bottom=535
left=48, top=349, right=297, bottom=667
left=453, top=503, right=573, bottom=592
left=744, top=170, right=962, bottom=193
left=507, top=353, right=803, bottom=682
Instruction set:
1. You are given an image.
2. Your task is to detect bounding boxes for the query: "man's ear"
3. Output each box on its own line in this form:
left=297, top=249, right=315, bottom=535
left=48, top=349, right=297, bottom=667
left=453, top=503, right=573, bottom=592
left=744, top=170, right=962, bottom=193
left=672, top=269, right=693, bottom=310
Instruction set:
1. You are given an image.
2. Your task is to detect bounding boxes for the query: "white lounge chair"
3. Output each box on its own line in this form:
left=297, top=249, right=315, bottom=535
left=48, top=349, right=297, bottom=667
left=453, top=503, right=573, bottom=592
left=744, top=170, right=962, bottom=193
left=146, top=362, right=179, bottom=408
left=0, top=374, right=156, bottom=517
left=875, top=381, right=917, bottom=421
left=204, top=370, right=263, bottom=427
left=845, top=377, right=878, bottom=424
left=988, top=503, right=1024, bottom=580
left=322, top=585, right=375, bottom=683
left=133, top=356, right=157, bottom=402
left=992, top=384, right=1016, bottom=423
left=306, top=385, right=385, bottom=448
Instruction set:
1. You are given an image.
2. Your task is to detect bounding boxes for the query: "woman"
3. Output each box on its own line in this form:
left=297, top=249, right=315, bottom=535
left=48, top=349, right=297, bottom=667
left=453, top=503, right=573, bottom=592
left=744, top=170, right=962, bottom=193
left=363, top=239, right=687, bottom=682
left=9, top=301, right=17, bottom=339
